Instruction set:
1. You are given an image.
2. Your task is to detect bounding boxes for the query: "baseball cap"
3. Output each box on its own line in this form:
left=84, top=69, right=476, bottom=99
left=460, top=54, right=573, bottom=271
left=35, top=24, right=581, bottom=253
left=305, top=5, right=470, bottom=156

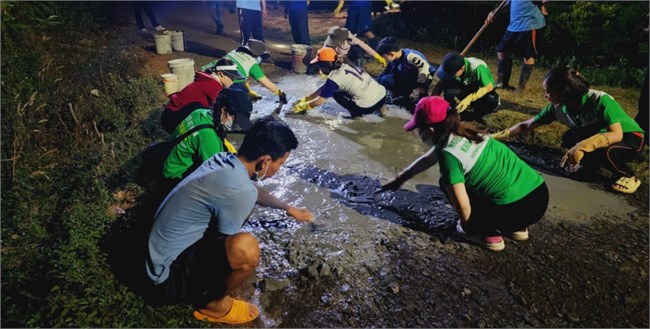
left=214, top=63, right=245, bottom=80
left=436, top=53, right=465, bottom=81
left=403, top=96, right=451, bottom=131
left=219, top=88, right=253, bottom=130
left=324, top=26, right=349, bottom=47
left=310, top=47, right=338, bottom=64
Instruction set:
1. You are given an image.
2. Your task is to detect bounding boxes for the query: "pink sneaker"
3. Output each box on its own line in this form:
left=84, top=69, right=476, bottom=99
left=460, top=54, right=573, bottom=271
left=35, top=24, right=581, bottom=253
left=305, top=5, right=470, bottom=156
left=483, top=235, right=505, bottom=252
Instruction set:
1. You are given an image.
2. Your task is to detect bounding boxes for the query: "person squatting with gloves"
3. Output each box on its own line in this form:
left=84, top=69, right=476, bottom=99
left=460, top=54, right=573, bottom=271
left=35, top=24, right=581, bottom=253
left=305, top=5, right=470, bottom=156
left=161, top=58, right=243, bottom=134
left=379, top=96, right=549, bottom=252
left=323, top=25, right=386, bottom=68
left=201, top=39, right=287, bottom=104
left=490, top=66, right=645, bottom=194
left=432, top=52, right=500, bottom=123
left=376, top=36, right=436, bottom=112
left=292, top=47, right=386, bottom=118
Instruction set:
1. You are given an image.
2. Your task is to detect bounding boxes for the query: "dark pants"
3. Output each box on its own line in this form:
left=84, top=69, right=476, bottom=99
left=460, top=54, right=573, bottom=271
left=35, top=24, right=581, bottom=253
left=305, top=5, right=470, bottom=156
left=133, top=2, right=159, bottom=29
left=562, top=126, right=645, bottom=178
left=377, top=63, right=420, bottom=98
left=160, top=102, right=206, bottom=134
left=442, top=179, right=549, bottom=237
left=439, top=79, right=500, bottom=122
left=238, top=8, right=264, bottom=45
left=210, top=1, right=224, bottom=33
left=333, top=92, right=385, bottom=117
left=288, top=6, right=310, bottom=45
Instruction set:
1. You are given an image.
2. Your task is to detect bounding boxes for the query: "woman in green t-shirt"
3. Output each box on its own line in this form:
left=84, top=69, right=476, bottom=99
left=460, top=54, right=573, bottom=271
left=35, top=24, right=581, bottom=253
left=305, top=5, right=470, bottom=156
left=491, top=66, right=645, bottom=194
left=380, top=96, right=549, bottom=252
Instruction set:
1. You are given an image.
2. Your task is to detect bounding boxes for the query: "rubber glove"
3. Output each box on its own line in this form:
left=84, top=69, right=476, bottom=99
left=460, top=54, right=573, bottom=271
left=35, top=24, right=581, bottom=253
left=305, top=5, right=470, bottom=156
left=223, top=138, right=237, bottom=153
left=489, top=129, right=510, bottom=140
left=333, top=1, right=344, bottom=17
left=276, top=89, right=287, bottom=104
left=293, top=101, right=312, bottom=113
left=373, top=54, right=387, bottom=67
left=560, top=133, right=610, bottom=169
left=456, top=86, right=490, bottom=112
left=245, top=82, right=262, bottom=100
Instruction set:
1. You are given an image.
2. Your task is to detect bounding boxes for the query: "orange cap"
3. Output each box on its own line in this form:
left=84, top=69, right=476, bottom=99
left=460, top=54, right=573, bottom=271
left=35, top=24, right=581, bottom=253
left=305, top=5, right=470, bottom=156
left=310, top=47, right=337, bottom=64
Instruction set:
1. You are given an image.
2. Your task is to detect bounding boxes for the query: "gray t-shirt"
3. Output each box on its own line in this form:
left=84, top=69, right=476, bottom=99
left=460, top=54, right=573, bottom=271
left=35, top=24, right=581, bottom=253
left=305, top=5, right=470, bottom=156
left=146, top=152, right=258, bottom=284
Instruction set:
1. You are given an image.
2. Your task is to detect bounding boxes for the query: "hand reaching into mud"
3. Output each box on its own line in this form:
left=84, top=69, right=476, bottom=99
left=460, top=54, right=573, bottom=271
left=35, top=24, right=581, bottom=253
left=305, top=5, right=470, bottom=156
left=287, top=206, right=314, bottom=223
left=376, top=176, right=405, bottom=193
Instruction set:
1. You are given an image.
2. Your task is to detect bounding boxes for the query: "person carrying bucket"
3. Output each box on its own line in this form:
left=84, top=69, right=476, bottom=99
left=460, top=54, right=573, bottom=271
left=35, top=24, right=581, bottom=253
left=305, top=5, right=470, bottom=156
left=161, top=58, right=243, bottom=134
left=378, top=96, right=549, bottom=252
left=323, top=25, right=386, bottom=68
left=490, top=66, right=645, bottom=194
left=292, top=47, right=386, bottom=118
left=146, top=116, right=313, bottom=325
left=202, top=39, right=287, bottom=105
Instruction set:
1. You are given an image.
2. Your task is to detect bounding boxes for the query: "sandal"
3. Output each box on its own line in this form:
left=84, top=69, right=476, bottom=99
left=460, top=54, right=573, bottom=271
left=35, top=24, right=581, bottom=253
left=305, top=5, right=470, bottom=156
left=193, top=299, right=259, bottom=324
left=612, top=176, right=641, bottom=194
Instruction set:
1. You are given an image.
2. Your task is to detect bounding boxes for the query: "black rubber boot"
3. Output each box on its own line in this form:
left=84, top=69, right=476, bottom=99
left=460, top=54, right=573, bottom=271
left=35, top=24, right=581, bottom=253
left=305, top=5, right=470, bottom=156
left=496, top=58, right=513, bottom=90
left=514, top=63, right=534, bottom=94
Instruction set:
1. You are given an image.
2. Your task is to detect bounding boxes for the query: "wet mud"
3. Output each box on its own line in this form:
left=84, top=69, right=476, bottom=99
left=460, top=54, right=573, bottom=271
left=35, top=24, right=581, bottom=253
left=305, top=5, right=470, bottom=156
left=125, top=3, right=648, bottom=327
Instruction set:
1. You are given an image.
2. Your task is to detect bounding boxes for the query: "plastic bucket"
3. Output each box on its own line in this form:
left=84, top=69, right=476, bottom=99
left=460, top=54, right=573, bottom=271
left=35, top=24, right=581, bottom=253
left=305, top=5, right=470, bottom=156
left=154, top=33, right=172, bottom=55
left=169, top=30, right=184, bottom=52
left=161, top=73, right=179, bottom=96
left=291, top=44, right=311, bottom=74
left=167, top=58, right=195, bottom=91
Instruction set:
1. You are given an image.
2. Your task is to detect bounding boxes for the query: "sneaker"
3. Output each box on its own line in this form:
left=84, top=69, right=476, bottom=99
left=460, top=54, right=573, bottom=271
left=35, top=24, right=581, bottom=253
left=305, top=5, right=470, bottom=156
left=154, top=25, right=165, bottom=31
left=494, top=82, right=515, bottom=91
left=140, top=28, right=148, bottom=32
left=462, top=233, right=505, bottom=252
left=506, top=229, right=529, bottom=241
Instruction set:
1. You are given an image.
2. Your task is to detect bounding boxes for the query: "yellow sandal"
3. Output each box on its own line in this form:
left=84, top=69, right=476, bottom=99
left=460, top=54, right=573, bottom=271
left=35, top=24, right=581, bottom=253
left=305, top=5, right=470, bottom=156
left=612, top=176, right=641, bottom=194
left=193, top=299, right=259, bottom=324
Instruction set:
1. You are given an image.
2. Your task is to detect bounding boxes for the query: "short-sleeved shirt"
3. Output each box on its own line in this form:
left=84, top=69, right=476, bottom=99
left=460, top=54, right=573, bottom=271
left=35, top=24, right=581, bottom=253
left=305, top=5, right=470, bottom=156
left=147, top=153, right=258, bottom=284
left=457, top=57, right=495, bottom=88
left=166, top=72, right=223, bottom=112
left=534, top=89, right=644, bottom=134
left=508, top=0, right=546, bottom=32
left=163, top=109, right=224, bottom=180
left=236, top=0, right=261, bottom=11
left=225, top=50, right=266, bottom=82
left=436, top=134, right=544, bottom=205
left=382, top=48, right=436, bottom=84
left=320, top=63, right=386, bottom=108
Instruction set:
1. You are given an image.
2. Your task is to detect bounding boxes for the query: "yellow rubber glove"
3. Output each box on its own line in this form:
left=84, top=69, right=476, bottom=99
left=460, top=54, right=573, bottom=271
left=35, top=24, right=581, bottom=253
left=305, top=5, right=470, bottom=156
left=456, top=86, right=490, bottom=112
left=293, top=101, right=312, bottom=113
left=275, top=89, right=287, bottom=104
left=296, top=97, right=307, bottom=104
left=333, top=1, right=344, bottom=17
left=489, top=129, right=510, bottom=140
left=223, top=138, right=237, bottom=153
left=373, top=54, right=387, bottom=67
left=245, top=82, right=262, bottom=100
left=560, top=133, right=610, bottom=169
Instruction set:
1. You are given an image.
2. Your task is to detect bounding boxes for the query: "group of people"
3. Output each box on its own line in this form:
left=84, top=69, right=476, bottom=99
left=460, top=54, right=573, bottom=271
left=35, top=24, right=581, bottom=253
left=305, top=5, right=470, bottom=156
left=142, top=0, right=646, bottom=325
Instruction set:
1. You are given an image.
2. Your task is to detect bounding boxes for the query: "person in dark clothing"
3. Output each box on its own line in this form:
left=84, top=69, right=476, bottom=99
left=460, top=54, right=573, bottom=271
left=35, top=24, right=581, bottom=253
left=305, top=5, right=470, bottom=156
left=237, top=0, right=266, bottom=46
left=132, top=2, right=165, bottom=32
left=285, top=0, right=311, bottom=45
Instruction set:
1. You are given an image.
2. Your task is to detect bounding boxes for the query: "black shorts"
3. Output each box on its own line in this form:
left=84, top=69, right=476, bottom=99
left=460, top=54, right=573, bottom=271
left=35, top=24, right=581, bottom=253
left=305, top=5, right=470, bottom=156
left=497, top=30, right=541, bottom=59
left=155, top=231, right=232, bottom=307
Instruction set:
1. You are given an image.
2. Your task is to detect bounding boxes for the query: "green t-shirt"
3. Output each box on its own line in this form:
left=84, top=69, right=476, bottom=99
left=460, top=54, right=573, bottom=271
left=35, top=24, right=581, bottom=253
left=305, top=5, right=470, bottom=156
left=437, top=134, right=544, bottom=205
left=225, top=50, right=265, bottom=83
left=162, top=109, right=224, bottom=179
left=457, top=57, right=494, bottom=88
left=534, top=89, right=644, bottom=134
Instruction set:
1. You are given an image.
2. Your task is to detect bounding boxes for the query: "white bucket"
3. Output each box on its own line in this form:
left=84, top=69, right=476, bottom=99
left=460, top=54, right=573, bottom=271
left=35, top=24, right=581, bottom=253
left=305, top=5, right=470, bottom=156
left=167, top=58, right=195, bottom=91
left=161, top=73, right=179, bottom=96
left=154, top=33, right=172, bottom=55
left=169, top=30, right=184, bottom=52
left=291, top=44, right=311, bottom=74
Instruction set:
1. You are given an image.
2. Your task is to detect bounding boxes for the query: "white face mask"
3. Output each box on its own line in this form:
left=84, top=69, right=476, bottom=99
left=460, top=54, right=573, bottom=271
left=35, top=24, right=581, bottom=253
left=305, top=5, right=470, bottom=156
left=223, top=117, right=234, bottom=131
left=252, top=160, right=271, bottom=181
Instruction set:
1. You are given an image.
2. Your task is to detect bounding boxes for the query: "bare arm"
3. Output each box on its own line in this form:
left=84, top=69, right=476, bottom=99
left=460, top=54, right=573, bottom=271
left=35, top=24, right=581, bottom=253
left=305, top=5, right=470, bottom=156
left=256, top=186, right=314, bottom=222
left=446, top=183, right=472, bottom=223
left=379, top=147, right=438, bottom=191
left=602, top=122, right=623, bottom=144
left=507, top=117, right=541, bottom=138
left=257, top=76, right=280, bottom=94
left=261, top=0, right=267, bottom=18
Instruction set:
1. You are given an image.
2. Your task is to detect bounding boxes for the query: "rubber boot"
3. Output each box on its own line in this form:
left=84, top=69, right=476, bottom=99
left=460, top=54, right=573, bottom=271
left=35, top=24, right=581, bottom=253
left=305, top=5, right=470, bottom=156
left=495, top=58, right=513, bottom=91
left=513, top=63, right=534, bottom=94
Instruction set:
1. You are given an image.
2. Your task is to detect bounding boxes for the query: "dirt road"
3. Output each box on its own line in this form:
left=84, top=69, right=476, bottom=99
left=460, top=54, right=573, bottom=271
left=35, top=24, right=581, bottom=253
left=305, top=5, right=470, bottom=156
left=113, top=2, right=648, bottom=327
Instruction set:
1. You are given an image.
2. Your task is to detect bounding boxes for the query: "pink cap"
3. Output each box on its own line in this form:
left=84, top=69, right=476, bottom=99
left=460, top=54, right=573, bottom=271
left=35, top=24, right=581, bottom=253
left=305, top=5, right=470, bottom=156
left=403, top=96, right=451, bottom=131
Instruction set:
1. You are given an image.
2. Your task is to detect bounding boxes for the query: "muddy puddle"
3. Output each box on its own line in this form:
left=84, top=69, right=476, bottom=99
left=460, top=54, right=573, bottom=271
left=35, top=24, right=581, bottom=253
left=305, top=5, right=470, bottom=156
left=215, top=74, right=646, bottom=327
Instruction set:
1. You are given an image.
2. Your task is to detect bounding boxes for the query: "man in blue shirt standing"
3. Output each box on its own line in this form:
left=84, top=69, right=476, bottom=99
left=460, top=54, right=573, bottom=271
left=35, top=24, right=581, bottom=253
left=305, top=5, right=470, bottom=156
left=485, top=0, right=547, bottom=94
left=146, top=116, right=313, bottom=324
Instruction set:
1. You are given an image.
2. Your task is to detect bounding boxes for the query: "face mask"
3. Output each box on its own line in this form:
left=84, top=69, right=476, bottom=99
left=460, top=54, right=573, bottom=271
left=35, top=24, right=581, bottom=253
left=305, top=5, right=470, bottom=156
left=223, top=117, right=234, bottom=131
left=251, top=160, right=271, bottom=182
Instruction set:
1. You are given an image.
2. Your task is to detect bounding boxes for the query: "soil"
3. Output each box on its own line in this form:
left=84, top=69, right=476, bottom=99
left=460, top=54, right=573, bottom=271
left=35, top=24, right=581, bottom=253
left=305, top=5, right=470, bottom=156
left=108, top=2, right=648, bottom=327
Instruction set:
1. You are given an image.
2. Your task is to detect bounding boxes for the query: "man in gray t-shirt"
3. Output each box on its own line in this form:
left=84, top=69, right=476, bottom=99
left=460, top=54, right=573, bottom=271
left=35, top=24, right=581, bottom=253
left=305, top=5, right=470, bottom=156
left=146, top=116, right=313, bottom=324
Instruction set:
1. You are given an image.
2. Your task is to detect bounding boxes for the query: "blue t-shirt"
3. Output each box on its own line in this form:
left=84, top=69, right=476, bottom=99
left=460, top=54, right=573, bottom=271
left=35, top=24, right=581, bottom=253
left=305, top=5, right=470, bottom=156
left=146, top=153, right=258, bottom=284
left=507, top=0, right=545, bottom=32
left=236, top=0, right=261, bottom=11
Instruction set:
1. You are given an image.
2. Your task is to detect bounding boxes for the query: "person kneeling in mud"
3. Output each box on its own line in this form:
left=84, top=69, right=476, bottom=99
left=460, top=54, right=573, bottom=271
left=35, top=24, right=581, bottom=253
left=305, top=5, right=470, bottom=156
left=379, top=96, right=548, bottom=252
left=146, top=116, right=314, bottom=325
left=432, top=52, right=500, bottom=124
left=490, top=66, right=645, bottom=194
left=292, top=47, right=386, bottom=118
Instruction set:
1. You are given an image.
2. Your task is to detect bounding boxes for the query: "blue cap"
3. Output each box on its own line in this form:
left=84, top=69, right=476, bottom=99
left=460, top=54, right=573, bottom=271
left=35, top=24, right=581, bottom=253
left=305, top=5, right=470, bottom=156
left=436, top=53, right=464, bottom=80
